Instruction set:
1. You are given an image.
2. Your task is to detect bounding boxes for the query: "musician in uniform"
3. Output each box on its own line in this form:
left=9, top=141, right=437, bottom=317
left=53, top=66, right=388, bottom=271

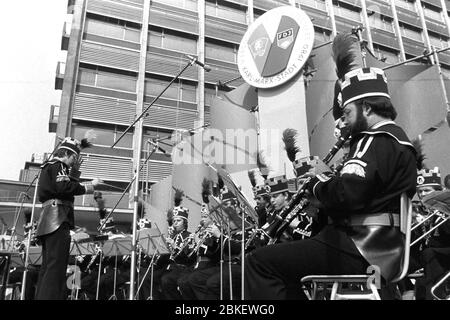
left=34, top=136, right=101, bottom=300
left=159, top=206, right=196, bottom=299
left=248, top=169, right=271, bottom=227
left=178, top=191, right=242, bottom=300
left=244, top=62, right=417, bottom=298
left=411, top=167, right=450, bottom=299
left=8, top=209, right=40, bottom=300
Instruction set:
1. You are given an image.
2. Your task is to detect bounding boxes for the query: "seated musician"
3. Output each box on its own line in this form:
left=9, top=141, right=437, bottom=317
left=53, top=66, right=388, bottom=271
left=78, top=192, right=129, bottom=300
left=8, top=209, right=40, bottom=300
left=410, top=167, right=450, bottom=299
left=178, top=189, right=242, bottom=300
left=245, top=48, right=417, bottom=299
left=248, top=169, right=272, bottom=228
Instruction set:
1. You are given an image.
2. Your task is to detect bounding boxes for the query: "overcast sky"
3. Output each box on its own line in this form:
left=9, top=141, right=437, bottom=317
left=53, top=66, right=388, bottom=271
left=0, top=1, right=69, bottom=180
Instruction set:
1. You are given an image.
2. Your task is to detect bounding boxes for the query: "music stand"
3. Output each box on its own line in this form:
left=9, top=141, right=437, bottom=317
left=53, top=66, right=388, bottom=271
left=25, top=246, right=42, bottom=266
left=135, top=226, right=170, bottom=299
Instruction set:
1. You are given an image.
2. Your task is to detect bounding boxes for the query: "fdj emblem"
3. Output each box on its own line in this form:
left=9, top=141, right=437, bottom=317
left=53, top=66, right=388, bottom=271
left=277, top=28, right=294, bottom=49
left=238, top=6, right=314, bottom=88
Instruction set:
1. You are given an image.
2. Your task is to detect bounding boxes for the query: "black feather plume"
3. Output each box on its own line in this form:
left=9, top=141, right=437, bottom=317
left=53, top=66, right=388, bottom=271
left=248, top=169, right=257, bottom=188
left=174, top=188, right=184, bottom=206
left=256, top=151, right=270, bottom=180
left=201, top=178, right=211, bottom=204
left=80, top=129, right=96, bottom=149
left=411, top=137, right=427, bottom=170
left=332, top=33, right=362, bottom=79
left=282, top=128, right=300, bottom=162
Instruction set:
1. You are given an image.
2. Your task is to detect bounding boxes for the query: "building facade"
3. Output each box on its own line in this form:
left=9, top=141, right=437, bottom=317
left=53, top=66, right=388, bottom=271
left=52, top=0, right=450, bottom=212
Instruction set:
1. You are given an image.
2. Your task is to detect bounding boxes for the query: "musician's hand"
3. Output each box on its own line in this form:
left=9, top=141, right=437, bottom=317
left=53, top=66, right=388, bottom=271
left=165, top=237, right=174, bottom=246
left=91, top=178, right=103, bottom=187
left=289, top=217, right=300, bottom=229
left=207, top=225, right=221, bottom=238
left=304, top=189, right=323, bottom=209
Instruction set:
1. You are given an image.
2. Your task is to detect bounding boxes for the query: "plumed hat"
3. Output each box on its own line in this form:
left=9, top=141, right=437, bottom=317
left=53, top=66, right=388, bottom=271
left=219, top=185, right=236, bottom=202
left=58, top=130, right=96, bottom=155
left=172, top=206, right=189, bottom=220
left=417, top=167, right=442, bottom=189
left=265, top=175, right=289, bottom=195
left=331, top=34, right=390, bottom=119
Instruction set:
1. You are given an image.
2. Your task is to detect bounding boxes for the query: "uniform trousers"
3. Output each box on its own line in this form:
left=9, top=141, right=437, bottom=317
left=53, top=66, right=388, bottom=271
left=35, top=223, right=71, bottom=300
left=161, top=264, right=192, bottom=300
left=245, top=237, right=369, bottom=300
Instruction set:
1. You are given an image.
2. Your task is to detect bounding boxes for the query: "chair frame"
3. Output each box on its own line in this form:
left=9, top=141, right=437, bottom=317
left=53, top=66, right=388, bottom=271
left=301, top=193, right=413, bottom=300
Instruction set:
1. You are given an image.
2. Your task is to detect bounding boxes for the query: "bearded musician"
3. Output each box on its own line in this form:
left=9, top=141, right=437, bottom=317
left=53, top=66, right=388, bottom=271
left=245, top=34, right=417, bottom=299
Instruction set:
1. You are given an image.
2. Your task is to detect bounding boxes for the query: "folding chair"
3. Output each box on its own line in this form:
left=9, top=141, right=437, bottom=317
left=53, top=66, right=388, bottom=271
left=301, top=193, right=413, bottom=300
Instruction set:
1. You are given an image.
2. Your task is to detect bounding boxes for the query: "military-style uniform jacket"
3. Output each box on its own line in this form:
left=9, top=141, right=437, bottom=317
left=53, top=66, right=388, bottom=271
left=196, top=228, right=241, bottom=264
left=169, top=229, right=196, bottom=266
left=308, top=120, right=417, bottom=281
left=35, top=159, right=88, bottom=238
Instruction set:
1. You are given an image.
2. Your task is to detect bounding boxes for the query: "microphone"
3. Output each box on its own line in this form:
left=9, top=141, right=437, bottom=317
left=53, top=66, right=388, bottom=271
left=148, top=139, right=168, bottom=154
left=186, top=55, right=212, bottom=72
left=188, top=124, right=210, bottom=135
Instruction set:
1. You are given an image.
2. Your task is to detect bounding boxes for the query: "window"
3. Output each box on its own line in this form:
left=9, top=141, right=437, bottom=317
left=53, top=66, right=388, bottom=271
left=205, top=87, right=217, bottom=106
left=154, top=0, right=198, bottom=11
left=423, top=6, right=442, bottom=22
left=149, top=29, right=197, bottom=54
left=394, top=0, right=416, bottom=12
left=314, top=29, right=332, bottom=43
left=297, top=0, right=326, bottom=11
left=373, top=44, right=400, bottom=63
left=78, top=68, right=96, bottom=86
left=369, top=14, right=394, bottom=32
left=96, top=71, right=137, bottom=92
left=145, top=78, right=197, bottom=103
left=145, top=78, right=180, bottom=100
left=333, top=1, right=362, bottom=22
left=71, top=124, right=134, bottom=149
left=429, top=33, right=448, bottom=49
left=78, top=68, right=137, bottom=92
left=85, top=17, right=140, bottom=43
left=205, top=41, right=237, bottom=63
left=400, top=23, right=422, bottom=42
left=206, top=1, right=247, bottom=23
left=142, top=128, right=174, bottom=154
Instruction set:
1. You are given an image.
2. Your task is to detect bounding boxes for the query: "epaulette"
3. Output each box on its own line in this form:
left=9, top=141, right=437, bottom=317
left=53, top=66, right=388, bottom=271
left=40, top=159, right=61, bottom=168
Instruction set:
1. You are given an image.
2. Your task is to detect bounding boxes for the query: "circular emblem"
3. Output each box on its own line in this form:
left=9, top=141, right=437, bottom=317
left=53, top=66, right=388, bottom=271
left=238, top=6, right=314, bottom=89
left=417, top=176, right=425, bottom=185
left=264, top=185, right=271, bottom=193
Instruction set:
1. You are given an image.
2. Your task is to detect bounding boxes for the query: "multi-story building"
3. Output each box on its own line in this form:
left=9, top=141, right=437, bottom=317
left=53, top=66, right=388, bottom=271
left=51, top=0, right=450, bottom=217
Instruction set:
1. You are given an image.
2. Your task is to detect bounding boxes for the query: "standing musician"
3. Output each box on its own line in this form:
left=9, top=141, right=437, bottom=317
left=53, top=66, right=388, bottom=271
left=34, top=136, right=101, bottom=300
left=244, top=39, right=417, bottom=298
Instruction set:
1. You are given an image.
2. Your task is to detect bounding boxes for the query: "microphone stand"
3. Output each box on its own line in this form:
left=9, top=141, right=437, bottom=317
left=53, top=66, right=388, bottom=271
left=111, top=56, right=203, bottom=149
left=97, top=143, right=159, bottom=232
left=107, top=56, right=206, bottom=299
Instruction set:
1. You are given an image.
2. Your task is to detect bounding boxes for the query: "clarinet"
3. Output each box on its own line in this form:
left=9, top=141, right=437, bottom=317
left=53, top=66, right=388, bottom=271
left=260, top=129, right=351, bottom=244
